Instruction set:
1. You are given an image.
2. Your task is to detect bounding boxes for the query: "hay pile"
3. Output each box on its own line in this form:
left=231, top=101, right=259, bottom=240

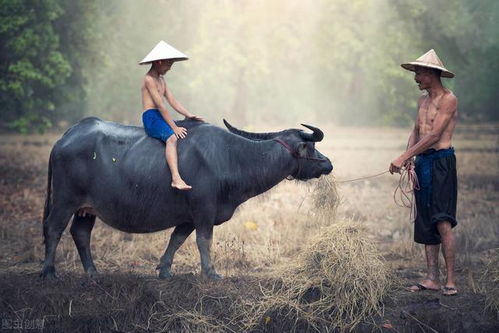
left=242, top=221, right=391, bottom=332
left=240, top=175, right=391, bottom=332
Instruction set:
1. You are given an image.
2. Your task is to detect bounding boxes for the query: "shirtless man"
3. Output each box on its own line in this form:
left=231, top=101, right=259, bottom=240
left=389, top=49, right=458, bottom=296
left=139, top=41, right=202, bottom=190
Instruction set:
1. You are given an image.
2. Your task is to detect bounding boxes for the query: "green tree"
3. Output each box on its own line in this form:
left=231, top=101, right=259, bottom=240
left=390, top=0, right=499, bottom=121
left=0, top=0, right=98, bottom=133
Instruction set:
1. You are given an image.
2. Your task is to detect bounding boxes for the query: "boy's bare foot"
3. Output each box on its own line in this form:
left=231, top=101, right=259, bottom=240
left=408, top=279, right=441, bottom=292
left=171, top=180, right=192, bottom=191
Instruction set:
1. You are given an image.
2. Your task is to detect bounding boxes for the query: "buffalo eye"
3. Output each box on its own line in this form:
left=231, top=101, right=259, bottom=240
left=297, top=142, right=308, bottom=157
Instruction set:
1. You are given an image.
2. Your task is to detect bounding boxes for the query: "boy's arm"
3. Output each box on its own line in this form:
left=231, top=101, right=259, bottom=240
left=144, top=77, right=187, bottom=138
left=164, top=81, right=204, bottom=121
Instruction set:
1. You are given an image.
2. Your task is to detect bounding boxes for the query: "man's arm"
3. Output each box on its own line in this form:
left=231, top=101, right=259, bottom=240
left=406, top=127, right=418, bottom=150
left=406, top=98, right=422, bottom=150
left=144, top=76, right=187, bottom=138
left=390, top=95, right=457, bottom=173
left=402, top=126, right=418, bottom=169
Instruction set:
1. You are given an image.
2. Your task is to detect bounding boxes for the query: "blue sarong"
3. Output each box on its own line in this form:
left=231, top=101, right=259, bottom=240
left=415, top=147, right=455, bottom=207
left=414, top=147, right=458, bottom=245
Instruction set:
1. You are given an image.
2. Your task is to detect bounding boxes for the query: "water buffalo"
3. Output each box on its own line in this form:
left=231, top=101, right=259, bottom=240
left=41, top=117, right=333, bottom=279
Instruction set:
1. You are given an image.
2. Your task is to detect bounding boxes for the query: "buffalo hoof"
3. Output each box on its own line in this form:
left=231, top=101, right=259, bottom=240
left=85, top=267, right=98, bottom=278
left=40, top=266, right=57, bottom=280
left=202, top=271, right=222, bottom=281
left=158, top=269, right=173, bottom=280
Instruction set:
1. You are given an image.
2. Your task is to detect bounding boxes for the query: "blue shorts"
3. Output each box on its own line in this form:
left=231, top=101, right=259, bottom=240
left=142, top=109, right=174, bottom=142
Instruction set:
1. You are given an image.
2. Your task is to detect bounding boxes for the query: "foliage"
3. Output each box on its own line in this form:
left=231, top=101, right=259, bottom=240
left=1, top=0, right=497, bottom=132
left=0, top=0, right=98, bottom=133
left=389, top=0, right=499, bottom=122
left=85, top=0, right=499, bottom=127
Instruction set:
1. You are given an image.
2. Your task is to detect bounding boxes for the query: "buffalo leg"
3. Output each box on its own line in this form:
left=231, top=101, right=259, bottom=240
left=70, top=213, right=98, bottom=277
left=41, top=206, right=75, bottom=279
left=195, top=225, right=221, bottom=280
left=157, top=223, right=194, bottom=279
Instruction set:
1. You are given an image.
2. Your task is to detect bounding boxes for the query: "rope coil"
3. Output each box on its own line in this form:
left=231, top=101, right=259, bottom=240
left=393, top=163, right=419, bottom=222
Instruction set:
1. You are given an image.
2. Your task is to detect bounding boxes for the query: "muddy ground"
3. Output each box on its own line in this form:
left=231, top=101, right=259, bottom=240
left=0, top=123, right=498, bottom=332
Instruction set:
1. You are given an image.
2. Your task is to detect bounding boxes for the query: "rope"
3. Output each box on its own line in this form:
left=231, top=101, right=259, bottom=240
left=336, top=164, right=419, bottom=222
left=393, top=163, right=419, bottom=222
left=337, top=170, right=390, bottom=183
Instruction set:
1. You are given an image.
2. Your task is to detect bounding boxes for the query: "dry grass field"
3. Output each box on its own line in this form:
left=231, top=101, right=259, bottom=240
left=0, top=123, right=498, bottom=332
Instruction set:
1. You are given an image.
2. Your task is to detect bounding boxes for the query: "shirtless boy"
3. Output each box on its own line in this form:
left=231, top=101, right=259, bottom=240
left=389, top=49, right=459, bottom=296
left=140, top=41, right=202, bottom=190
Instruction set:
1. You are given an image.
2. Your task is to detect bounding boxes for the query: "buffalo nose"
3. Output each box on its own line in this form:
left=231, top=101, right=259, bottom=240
left=324, top=160, right=333, bottom=174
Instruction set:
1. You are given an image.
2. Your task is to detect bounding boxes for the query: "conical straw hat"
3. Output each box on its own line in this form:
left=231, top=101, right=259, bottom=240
left=139, top=40, right=188, bottom=65
left=401, top=49, right=454, bottom=78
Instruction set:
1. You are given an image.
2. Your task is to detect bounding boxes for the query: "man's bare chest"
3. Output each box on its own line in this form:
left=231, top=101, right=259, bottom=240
left=418, top=96, right=441, bottom=128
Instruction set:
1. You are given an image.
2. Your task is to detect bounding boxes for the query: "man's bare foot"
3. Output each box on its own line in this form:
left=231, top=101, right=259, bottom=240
left=442, top=281, right=458, bottom=296
left=408, top=279, right=440, bottom=292
left=171, top=180, right=192, bottom=191
left=442, top=283, right=458, bottom=296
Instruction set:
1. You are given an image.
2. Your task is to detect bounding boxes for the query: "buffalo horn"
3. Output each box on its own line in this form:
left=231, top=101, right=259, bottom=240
left=300, top=124, right=324, bottom=142
left=223, top=119, right=280, bottom=141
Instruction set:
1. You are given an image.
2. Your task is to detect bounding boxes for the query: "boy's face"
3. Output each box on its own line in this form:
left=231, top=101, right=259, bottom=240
left=156, top=60, right=174, bottom=75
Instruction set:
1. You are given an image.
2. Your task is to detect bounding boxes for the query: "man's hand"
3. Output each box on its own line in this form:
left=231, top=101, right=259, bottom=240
left=173, top=126, right=188, bottom=139
left=404, top=158, right=415, bottom=170
left=187, top=114, right=204, bottom=122
left=389, top=156, right=405, bottom=174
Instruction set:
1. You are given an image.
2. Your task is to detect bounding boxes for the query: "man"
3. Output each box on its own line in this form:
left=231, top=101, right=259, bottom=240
left=140, top=40, right=203, bottom=190
left=389, top=49, right=458, bottom=296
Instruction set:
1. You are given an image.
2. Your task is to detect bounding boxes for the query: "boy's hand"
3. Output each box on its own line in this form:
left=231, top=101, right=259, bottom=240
left=173, top=126, right=188, bottom=139
left=187, top=114, right=204, bottom=122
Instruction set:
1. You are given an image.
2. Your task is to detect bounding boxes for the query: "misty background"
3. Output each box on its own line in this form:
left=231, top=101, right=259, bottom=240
left=1, top=0, right=498, bottom=133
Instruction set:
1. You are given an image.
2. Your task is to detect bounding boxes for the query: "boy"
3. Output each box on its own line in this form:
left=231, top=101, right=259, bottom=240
left=140, top=40, right=202, bottom=190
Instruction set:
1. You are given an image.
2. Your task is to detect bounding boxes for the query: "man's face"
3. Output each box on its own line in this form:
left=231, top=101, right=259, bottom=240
left=157, top=60, right=174, bottom=75
left=414, top=66, right=438, bottom=90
